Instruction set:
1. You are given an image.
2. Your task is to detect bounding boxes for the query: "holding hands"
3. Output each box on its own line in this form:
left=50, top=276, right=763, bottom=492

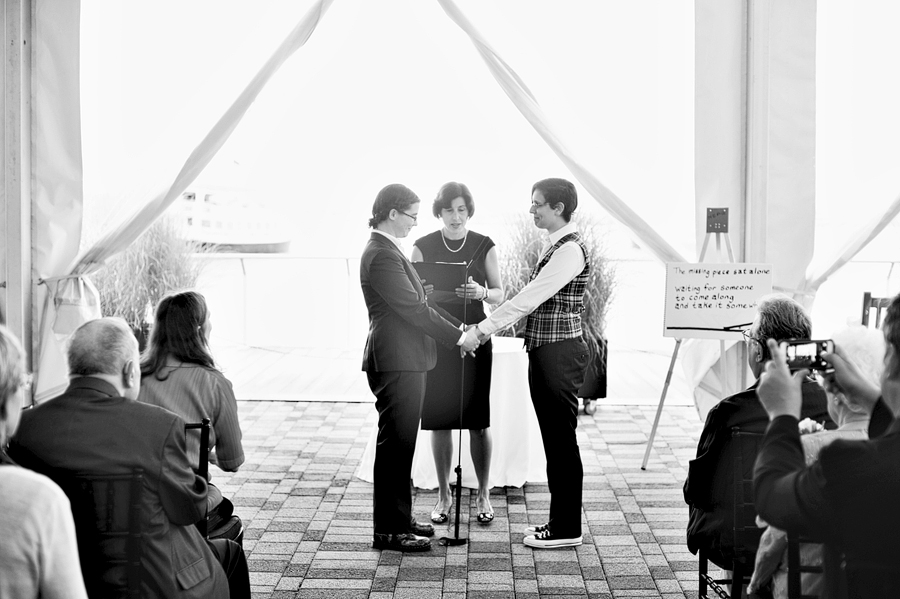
left=460, top=324, right=489, bottom=357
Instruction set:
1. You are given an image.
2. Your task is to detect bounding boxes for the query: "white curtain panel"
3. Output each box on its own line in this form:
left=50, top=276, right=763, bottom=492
left=435, top=0, right=686, bottom=266
left=33, top=0, right=335, bottom=401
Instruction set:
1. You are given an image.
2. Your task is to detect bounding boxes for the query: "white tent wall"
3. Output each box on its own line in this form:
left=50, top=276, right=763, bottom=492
left=689, top=0, right=817, bottom=419
left=6, top=1, right=895, bottom=414
left=1, top=0, right=34, bottom=357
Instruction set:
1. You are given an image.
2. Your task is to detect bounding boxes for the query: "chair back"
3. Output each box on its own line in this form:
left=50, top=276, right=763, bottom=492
left=698, top=428, right=764, bottom=599
left=184, top=418, right=211, bottom=537
left=52, top=469, right=144, bottom=599
left=786, top=530, right=824, bottom=599
left=861, top=292, right=891, bottom=329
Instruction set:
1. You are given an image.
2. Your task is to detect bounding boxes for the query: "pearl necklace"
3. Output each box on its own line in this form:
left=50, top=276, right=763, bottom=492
left=441, top=229, right=468, bottom=253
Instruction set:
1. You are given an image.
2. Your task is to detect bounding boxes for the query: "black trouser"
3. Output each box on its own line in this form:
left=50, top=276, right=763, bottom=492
left=527, top=336, right=588, bottom=538
left=207, top=539, right=250, bottom=599
left=368, top=370, right=426, bottom=534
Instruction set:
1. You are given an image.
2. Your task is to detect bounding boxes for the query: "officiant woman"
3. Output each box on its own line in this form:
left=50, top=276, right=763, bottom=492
left=411, top=181, right=503, bottom=525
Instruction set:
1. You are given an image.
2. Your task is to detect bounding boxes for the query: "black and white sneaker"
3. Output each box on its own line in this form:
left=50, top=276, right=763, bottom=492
left=524, top=523, right=550, bottom=535
left=523, top=527, right=582, bottom=549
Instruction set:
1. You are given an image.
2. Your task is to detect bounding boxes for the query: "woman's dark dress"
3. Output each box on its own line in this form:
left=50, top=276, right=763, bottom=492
left=414, top=230, right=494, bottom=430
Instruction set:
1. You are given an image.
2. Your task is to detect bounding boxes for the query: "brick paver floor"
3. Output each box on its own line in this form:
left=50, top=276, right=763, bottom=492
left=214, top=401, right=707, bottom=598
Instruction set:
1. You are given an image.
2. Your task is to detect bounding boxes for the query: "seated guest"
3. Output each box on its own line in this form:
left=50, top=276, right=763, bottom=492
left=139, top=290, right=244, bottom=530
left=0, top=325, right=88, bottom=599
left=8, top=317, right=249, bottom=599
left=748, top=325, right=885, bottom=597
left=684, top=294, right=832, bottom=569
left=754, top=293, right=900, bottom=598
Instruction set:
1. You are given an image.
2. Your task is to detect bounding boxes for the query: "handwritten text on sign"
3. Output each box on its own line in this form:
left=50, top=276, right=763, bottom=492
left=663, top=263, right=773, bottom=340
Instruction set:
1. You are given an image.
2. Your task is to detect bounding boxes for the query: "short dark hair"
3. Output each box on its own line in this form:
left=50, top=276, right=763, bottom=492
left=68, top=318, right=136, bottom=377
left=755, top=294, right=812, bottom=362
left=141, top=290, right=215, bottom=378
left=432, top=182, right=474, bottom=218
left=532, top=178, right=577, bottom=222
left=368, top=184, right=420, bottom=228
left=884, top=292, right=900, bottom=378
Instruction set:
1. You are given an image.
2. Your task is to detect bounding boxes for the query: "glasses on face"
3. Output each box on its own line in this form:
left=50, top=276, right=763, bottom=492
left=741, top=330, right=763, bottom=347
left=530, top=201, right=548, bottom=209
left=398, top=210, right=418, bottom=223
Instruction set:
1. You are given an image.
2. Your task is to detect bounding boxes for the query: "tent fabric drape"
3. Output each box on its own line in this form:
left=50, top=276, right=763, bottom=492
left=689, top=0, right=817, bottom=418
left=33, top=0, right=335, bottom=402
left=435, top=0, right=686, bottom=266
left=802, top=193, right=900, bottom=297
left=32, top=0, right=91, bottom=402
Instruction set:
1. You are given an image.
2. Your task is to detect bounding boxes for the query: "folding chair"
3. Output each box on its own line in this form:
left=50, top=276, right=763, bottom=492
left=185, top=417, right=244, bottom=545
left=786, top=530, right=823, bottom=599
left=699, top=429, right=764, bottom=599
left=185, top=418, right=212, bottom=537
left=861, top=292, right=891, bottom=329
left=53, top=469, right=145, bottom=599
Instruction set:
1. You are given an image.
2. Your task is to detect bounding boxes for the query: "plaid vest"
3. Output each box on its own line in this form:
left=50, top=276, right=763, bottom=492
left=524, top=232, right=590, bottom=351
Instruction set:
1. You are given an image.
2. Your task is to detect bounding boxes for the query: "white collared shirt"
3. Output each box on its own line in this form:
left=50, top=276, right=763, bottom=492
left=477, top=222, right=586, bottom=336
left=373, top=229, right=404, bottom=251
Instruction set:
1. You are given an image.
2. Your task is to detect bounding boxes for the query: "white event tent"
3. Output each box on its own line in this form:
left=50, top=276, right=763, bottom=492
left=2, top=0, right=899, bottom=414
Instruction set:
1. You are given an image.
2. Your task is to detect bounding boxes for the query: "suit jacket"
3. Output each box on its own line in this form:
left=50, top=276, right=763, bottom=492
left=754, top=399, right=900, bottom=598
left=684, top=380, right=831, bottom=565
left=8, top=378, right=229, bottom=599
left=360, top=232, right=462, bottom=372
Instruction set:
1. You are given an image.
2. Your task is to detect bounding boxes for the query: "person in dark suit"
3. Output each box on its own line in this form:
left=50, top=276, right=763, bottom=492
left=754, top=292, right=900, bottom=599
left=361, top=183, right=481, bottom=552
left=684, top=294, right=832, bottom=569
left=9, top=317, right=249, bottom=599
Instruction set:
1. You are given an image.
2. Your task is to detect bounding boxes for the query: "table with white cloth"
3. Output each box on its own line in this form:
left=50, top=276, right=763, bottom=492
left=355, top=336, right=548, bottom=489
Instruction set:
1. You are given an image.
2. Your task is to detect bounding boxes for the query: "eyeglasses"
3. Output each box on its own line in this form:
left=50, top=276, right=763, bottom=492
left=741, top=330, right=763, bottom=346
left=530, top=201, right=548, bottom=209
left=398, top=210, right=418, bottom=223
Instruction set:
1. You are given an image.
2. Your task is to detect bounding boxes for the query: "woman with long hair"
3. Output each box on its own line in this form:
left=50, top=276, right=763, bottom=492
left=139, top=290, right=244, bottom=525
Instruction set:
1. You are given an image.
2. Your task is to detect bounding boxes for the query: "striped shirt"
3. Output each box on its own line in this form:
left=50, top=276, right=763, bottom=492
left=139, top=358, right=245, bottom=472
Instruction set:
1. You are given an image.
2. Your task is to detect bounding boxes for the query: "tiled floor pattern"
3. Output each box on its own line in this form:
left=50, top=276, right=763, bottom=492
left=215, top=401, right=707, bottom=598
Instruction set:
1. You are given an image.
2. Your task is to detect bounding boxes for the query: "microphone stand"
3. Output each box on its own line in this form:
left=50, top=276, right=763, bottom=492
left=440, top=236, right=488, bottom=547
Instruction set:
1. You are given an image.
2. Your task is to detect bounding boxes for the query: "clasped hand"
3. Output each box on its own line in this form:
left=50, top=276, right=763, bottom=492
left=460, top=324, right=489, bottom=357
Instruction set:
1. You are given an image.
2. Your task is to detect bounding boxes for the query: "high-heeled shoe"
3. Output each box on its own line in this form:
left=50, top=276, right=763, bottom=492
left=431, top=499, right=451, bottom=524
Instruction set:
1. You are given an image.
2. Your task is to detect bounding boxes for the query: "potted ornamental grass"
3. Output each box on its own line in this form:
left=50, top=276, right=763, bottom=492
left=90, top=216, right=210, bottom=350
left=496, top=210, right=616, bottom=410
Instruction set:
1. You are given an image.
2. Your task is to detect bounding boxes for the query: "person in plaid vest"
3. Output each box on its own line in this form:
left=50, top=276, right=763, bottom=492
left=470, top=177, right=590, bottom=548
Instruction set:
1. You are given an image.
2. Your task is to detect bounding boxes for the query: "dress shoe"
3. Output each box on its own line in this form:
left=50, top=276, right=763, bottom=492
left=372, top=532, right=432, bottom=552
left=409, top=519, right=434, bottom=537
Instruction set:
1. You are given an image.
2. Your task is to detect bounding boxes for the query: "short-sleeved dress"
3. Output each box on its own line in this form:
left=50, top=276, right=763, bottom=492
left=414, top=230, right=494, bottom=430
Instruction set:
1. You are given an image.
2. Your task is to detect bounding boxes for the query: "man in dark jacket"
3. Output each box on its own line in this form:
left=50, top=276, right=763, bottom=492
left=684, top=294, right=832, bottom=568
left=10, top=317, right=249, bottom=599
left=754, top=294, right=900, bottom=598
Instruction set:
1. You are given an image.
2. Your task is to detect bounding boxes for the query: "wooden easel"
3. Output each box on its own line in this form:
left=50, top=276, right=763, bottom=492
left=641, top=209, right=736, bottom=470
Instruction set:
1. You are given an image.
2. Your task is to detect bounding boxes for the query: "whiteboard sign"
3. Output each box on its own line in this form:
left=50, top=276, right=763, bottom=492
left=663, top=262, right=773, bottom=340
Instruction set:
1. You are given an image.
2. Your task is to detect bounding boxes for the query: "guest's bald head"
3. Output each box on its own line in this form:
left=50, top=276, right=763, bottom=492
left=68, top=318, right=138, bottom=379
